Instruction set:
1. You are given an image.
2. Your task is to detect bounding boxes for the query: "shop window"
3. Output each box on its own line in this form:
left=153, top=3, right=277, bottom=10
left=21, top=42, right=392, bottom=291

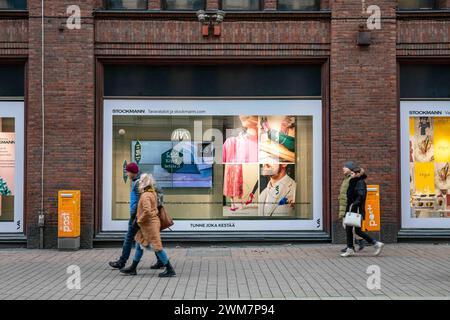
left=0, top=65, right=24, bottom=97
left=102, top=64, right=323, bottom=232
left=400, top=64, right=450, bottom=99
left=221, top=0, right=263, bottom=10
left=404, top=108, right=450, bottom=223
left=103, top=0, right=147, bottom=10
left=0, top=0, right=27, bottom=9
left=398, top=0, right=439, bottom=10
left=103, top=100, right=322, bottom=232
left=104, top=64, right=322, bottom=97
left=162, top=0, right=205, bottom=10
left=278, top=0, right=320, bottom=11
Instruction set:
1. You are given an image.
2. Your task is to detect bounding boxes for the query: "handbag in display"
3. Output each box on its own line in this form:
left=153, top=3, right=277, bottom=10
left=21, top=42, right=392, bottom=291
left=343, top=204, right=362, bottom=228
left=158, top=206, right=174, bottom=231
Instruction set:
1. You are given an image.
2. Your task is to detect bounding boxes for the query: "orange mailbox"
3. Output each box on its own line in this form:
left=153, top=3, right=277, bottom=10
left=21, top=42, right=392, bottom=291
left=363, top=185, right=381, bottom=232
left=58, top=190, right=80, bottom=250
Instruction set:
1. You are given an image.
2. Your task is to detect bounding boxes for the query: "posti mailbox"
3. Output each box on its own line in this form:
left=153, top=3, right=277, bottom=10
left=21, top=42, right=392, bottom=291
left=57, top=190, right=80, bottom=250
left=363, top=185, right=381, bottom=232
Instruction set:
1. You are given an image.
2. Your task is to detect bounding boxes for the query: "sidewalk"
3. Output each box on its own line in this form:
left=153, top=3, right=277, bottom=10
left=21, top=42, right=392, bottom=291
left=0, top=244, right=448, bottom=300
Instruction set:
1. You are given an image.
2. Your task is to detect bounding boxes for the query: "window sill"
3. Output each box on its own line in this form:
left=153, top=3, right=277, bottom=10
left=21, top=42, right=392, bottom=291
left=0, top=9, right=28, bottom=18
left=397, top=9, right=450, bottom=19
left=93, top=9, right=331, bottom=20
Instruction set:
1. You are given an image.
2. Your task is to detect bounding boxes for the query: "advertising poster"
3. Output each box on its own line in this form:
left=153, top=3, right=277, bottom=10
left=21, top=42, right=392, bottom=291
left=0, top=132, right=15, bottom=217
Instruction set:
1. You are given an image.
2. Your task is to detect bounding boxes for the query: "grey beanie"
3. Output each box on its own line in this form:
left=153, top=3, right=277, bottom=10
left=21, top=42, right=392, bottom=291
left=344, top=161, right=358, bottom=171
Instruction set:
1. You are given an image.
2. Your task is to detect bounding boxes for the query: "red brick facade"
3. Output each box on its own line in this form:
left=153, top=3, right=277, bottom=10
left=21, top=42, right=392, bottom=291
left=0, top=1, right=449, bottom=248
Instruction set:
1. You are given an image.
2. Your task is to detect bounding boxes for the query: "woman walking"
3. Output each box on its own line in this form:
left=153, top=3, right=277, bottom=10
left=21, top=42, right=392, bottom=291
left=341, top=167, right=384, bottom=257
left=120, top=173, right=176, bottom=277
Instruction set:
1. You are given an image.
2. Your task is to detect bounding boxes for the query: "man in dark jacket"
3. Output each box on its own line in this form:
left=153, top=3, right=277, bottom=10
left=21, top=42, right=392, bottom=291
left=109, top=163, right=165, bottom=269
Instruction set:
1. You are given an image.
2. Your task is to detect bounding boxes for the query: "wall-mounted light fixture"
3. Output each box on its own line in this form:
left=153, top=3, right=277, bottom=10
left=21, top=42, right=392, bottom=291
left=357, top=23, right=371, bottom=46
left=196, top=10, right=226, bottom=37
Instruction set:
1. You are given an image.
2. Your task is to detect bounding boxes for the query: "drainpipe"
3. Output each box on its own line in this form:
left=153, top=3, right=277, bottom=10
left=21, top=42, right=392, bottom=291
left=39, top=0, right=46, bottom=249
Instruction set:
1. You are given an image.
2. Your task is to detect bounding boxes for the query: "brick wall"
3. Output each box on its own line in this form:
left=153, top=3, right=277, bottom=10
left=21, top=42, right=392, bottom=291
left=26, top=0, right=95, bottom=248
left=330, top=0, right=399, bottom=243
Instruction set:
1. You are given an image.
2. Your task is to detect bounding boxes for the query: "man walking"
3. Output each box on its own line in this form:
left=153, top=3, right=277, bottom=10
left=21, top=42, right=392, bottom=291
left=109, top=163, right=142, bottom=269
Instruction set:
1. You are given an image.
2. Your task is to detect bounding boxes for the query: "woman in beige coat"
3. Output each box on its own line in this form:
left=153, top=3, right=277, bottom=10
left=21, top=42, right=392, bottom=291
left=120, top=173, right=175, bottom=277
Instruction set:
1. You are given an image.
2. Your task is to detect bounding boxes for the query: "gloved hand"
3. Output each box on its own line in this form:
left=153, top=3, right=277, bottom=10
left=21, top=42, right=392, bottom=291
left=132, top=219, right=140, bottom=230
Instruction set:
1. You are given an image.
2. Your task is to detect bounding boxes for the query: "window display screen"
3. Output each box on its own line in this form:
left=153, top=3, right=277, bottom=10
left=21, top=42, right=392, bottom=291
left=401, top=101, right=450, bottom=229
left=0, top=117, right=15, bottom=222
left=409, top=116, right=450, bottom=219
left=103, top=100, right=322, bottom=231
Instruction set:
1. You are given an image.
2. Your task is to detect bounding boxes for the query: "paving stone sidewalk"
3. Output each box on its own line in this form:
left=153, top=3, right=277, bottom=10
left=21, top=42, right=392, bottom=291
left=0, top=243, right=449, bottom=300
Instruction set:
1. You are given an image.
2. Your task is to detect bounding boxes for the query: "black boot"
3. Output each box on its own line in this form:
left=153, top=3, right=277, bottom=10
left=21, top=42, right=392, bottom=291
left=120, top=260, right=139, bottom=276
left=109, top=259, right=125, bottom=269
left=151, top=252, right=165, bottom=269
left=150, top=259, right=165, bottom=269
left=159, top=261, right=176, bottom=278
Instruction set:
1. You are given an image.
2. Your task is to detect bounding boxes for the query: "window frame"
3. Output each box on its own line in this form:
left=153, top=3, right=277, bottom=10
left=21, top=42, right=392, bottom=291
left=277, top=0, right=321, bottom=11
left=397, top=0, right=440, bottom=10
left=0, top=0, right=27, bottom=10
left=161, top=0, right=207, bottom=11
left=103, top=0, right=148, bottom=10
left=219, top=0, right=264, bottom=11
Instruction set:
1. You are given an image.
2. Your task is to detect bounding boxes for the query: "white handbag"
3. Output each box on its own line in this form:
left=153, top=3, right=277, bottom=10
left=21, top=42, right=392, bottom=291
left=343, top=204, right=362, bottom=228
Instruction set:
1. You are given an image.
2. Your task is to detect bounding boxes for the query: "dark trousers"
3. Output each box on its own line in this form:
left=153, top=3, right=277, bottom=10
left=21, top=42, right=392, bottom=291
left=119, top=216, right=139, bottom=263
left=346, top=225, right=376, bottom=249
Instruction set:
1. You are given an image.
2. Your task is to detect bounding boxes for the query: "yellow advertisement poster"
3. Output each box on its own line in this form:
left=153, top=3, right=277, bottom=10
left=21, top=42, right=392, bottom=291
left=409, top=117, right=415, bottom=137
left=414, top=162, right=436, bottom=194
left=434, top=117, right=450, bottom=163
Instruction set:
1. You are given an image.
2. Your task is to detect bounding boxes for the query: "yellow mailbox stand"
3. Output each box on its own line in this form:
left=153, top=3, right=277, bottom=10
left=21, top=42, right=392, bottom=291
left=58, top=190, right=80, bottom=250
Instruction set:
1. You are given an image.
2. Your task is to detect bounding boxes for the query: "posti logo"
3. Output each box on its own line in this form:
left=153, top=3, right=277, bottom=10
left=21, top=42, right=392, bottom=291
left=366, top=204, right=377, bottom=228
left=61, top=211, right=73, bottom=233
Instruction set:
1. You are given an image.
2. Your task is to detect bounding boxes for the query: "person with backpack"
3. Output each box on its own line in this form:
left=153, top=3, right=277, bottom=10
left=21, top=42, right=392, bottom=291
left=341, top=167, right=384, bottom=257
left=108, top=163, right=164, bottom=270
left=120, top=173, right=175, bottom=277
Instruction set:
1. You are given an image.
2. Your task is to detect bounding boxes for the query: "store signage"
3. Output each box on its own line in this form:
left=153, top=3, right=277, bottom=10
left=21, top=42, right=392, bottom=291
left=161, top=149, right=183, bottom=173
left=363, top=185, right=381, bottom=232
left=134, top=140, right=141, bottom=164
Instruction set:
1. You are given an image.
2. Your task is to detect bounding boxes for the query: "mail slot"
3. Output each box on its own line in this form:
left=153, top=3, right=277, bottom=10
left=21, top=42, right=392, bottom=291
left=57, top=190, right=80, bottom=250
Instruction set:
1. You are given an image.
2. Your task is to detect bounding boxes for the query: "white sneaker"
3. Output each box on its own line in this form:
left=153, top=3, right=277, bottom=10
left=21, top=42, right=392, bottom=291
left=340, top=248, right=355, bottom=257
left=373, top=241, right=384, bottom=256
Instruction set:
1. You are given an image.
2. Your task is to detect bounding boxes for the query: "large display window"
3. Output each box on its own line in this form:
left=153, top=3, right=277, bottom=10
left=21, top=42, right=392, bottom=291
left=103, top=99, right=322, bottom=232
left=0, top=101, right=24, bottom=233
left=401, top=101, right=450, bottom=228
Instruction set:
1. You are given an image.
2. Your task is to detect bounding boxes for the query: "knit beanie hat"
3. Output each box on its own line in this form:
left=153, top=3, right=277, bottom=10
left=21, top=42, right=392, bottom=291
left=125, top=162, right=139, bottom=174
left=343, top=161, right=357, bottom=171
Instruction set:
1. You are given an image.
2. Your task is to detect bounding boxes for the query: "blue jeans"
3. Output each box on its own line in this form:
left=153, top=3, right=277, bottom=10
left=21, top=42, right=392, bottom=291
left=133, top=243, right=169, bottom=266
left=118, top=216, right=139, bottom=264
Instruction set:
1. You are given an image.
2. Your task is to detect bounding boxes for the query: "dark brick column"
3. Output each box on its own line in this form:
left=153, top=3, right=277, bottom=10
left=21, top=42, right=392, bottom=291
left=27, top=0, right=95, bottom=248
left=330, top=1, right=399, bottom=243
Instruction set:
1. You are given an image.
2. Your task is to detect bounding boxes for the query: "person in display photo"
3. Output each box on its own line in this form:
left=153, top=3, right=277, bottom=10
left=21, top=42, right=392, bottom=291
left=259, top=163, right=296, bottom=216
left=223, top=116, right=258, bottom=212
left=259, top=116, right=296, bottom=163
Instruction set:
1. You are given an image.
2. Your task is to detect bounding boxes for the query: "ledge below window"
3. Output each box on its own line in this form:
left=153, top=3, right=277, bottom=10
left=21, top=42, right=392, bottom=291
left=397, top=9, right=450, bottom=19
left=93, top=9, right=331, bottom=21
left=0, top=9, right=28, bottom=19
